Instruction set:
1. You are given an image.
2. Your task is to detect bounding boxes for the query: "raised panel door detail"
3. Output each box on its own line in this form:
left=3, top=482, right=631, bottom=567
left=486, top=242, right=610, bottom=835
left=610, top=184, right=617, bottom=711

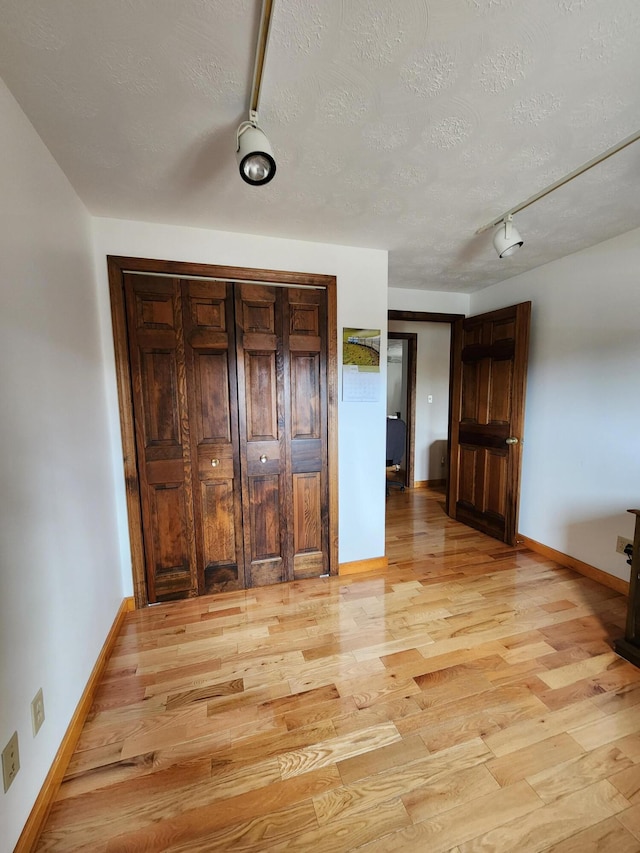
left=243, top=301, right=275, bottom=334
left=463, top=325, right=482, bottom=348
left=149, top=483, right=190, bottom=578
left=459, top=446, right=477, bottom=506
left=249, top=475, right=281, bottom=561
left=293, top=472, right=322, bottom=554
left=488, top=358, right=512, bottom=424
left=192, top=297, right=226, bottom=330
left=491, top=318, right=515, bottom=343
left=140, top=350, right=181, bottom=446
left=291, top=354, right=320, bottom=440
left=461, top=361, right=480, bottom=423
left=136, top=293, right=174, bottom=329
left=290, top=303, right=319, bottom=335
left=486, top=450, right=507, bottom=518
left=201, top=480, right=237, bottom=566
left=194, top=353, right=231, bottom=443
left=244, top=352, right=278, bottom=441
left=201, top=480, right=240, bottom=593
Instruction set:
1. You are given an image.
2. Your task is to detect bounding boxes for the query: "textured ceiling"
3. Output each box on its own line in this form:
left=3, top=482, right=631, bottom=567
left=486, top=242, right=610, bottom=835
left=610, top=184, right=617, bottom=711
left=1, top=0, right=640, bottom=292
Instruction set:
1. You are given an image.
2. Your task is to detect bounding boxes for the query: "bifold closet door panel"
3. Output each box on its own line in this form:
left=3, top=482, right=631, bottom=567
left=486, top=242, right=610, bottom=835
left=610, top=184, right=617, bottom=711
left=286, top=289, right=329, bottom=579
left=182, top=280, right=244, bottom=594
left=235, top=284, right=289, bottom=587
left=123, top=274, right=198, bottom=601
left=123, top=272, right=330, bottom=601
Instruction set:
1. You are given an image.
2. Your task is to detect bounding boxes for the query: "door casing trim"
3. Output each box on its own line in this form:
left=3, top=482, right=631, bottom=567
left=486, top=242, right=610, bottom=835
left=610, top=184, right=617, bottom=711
left=108, top=255, right=338, bottom=608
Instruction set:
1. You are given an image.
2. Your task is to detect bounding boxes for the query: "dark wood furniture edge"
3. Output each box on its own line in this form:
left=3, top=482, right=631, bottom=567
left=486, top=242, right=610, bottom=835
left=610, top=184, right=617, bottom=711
left=615, top=508, right=640, bottom=667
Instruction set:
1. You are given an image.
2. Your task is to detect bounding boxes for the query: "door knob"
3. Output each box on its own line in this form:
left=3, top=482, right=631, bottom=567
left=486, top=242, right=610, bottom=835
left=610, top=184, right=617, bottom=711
left=211, top=458, right=220, bottom=467
left=505, top=437, right=519, bottom=445
left=260, top=454, right=268, bottom=463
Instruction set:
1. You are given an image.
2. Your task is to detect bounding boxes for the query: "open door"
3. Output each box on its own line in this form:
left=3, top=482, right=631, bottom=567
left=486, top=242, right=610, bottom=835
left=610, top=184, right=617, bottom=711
left=447, top=302, right=531, bottom=545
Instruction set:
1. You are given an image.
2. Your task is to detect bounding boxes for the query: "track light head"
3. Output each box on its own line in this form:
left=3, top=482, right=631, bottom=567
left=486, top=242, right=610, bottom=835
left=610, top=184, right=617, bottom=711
left=236, top=119, right=276, bottom=186
left=493, top=215, right=523, bottom=258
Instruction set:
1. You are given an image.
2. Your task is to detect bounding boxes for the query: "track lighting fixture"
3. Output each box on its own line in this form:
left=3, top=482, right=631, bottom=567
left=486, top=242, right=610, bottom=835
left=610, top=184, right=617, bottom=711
left=477, top=129, right=640, bottom=257
left=236, top=0, right=277, bottom=186
left=237, top=115, right=276, bottom=185
left=492, top=215, right=523, bottom=258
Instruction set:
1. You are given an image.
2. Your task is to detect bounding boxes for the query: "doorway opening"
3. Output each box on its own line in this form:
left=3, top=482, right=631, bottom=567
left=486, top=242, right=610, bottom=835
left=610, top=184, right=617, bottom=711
left=387, top=311, right=459, bottom=492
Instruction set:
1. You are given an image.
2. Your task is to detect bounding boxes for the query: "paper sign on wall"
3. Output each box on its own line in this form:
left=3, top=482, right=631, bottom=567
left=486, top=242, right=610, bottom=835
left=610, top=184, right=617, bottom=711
left=342, top=328, right=381, bottom=402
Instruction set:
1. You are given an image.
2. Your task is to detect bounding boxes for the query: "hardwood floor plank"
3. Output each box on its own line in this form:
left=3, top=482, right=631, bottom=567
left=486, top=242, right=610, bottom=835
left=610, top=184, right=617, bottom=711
left=618, top=803, right=640, bottom=841
left=313, top=738, right=492, bottom=827
left=359, top=780, right=543, bottom=853
left=485, top=733, right=585, bottom=788
left=542, top=815, right=640, bottom=853
left=34, top=488, right=634, bottom=852
left=267, top=797, right=412, bottom=852
left=609, top=763, right=640, bottom=805
left=336, top=733, right=429, bottom=785
left=526, top=743, right=634, bottom=802
left=103, top=768, right=341, bottom=853
left=458, top=780, right=630, bottom=852
left=277, top=722, right=401, bottom=779
left=402, top=764, right=500, bottom=823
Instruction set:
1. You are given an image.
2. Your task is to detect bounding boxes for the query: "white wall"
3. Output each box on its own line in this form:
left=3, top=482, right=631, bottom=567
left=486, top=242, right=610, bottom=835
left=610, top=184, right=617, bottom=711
left=470, top=229, right=640, bottom=582
left=388, top=287, right=469, bottom=315
left=92, top=217, right=389, bottom=572
left=0, top=80, right=124, bottom=850
left=388, top=322, right=451, bottom=483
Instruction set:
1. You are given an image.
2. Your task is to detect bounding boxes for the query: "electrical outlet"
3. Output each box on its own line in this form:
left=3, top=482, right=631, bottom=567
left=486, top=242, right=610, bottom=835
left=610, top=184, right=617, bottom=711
left=2, top=731, right=20, bottom=793
left=31, top=688, right=45, bottom=736
left=617, top=536, right=633, bottom=555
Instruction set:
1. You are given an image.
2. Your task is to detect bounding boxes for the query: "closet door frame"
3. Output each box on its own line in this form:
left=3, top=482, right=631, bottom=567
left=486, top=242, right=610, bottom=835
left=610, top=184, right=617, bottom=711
left=108, top=255, right=338, bottom=608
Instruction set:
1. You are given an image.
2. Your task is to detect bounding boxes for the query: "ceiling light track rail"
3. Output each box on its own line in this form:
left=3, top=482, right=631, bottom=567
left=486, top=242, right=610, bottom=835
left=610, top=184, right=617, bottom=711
left=477, top=128, right=640, bottom=235
left=250, top=0, right=275, bottom=116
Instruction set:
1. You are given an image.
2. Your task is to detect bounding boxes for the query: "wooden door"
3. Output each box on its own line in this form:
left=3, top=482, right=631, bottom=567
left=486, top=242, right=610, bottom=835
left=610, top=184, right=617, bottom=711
left=113, top=257, right=336, bottom=606
left=447, top=302, right=531, bottom=545
left=123, top=274, right=199, bottom=601
left=235, top=284, right=329, bottom=587
left=286, top=288, right=329, bottom=580
left=182, top=280, right=244, bottom=594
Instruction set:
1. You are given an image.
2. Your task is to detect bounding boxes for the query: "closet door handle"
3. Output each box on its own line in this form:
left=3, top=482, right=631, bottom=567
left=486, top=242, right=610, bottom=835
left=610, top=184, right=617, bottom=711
left=505, top=437, right=519, bottom=445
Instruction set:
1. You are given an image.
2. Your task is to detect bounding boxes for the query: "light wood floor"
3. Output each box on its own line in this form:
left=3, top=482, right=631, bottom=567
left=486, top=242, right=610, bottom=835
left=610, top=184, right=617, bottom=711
left=36, top=488, right=640, bottom=852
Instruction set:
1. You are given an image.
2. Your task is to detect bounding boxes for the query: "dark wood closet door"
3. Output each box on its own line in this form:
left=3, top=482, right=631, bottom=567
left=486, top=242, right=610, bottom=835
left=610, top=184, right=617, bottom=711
left=235, top=284, right=288, bottom=586
left=124, top=273, right=330, bottom=600
left=123, top=274, right=198, bottom=601
left=286, top=289, right=329, bottom=579
left=182, top=280, right=244, bottom=594
left=235, top=284, right=329, bottom=587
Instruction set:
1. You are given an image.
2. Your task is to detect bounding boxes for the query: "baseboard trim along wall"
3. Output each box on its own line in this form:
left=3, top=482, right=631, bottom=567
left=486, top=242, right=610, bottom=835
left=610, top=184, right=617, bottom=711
left=520, top=536, right=629, bottom=595
left=339, top=556, right=389, bottom=576
left=15, top=596, right=134, bottom=853
left=413, top=479, right=445, bottom=489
